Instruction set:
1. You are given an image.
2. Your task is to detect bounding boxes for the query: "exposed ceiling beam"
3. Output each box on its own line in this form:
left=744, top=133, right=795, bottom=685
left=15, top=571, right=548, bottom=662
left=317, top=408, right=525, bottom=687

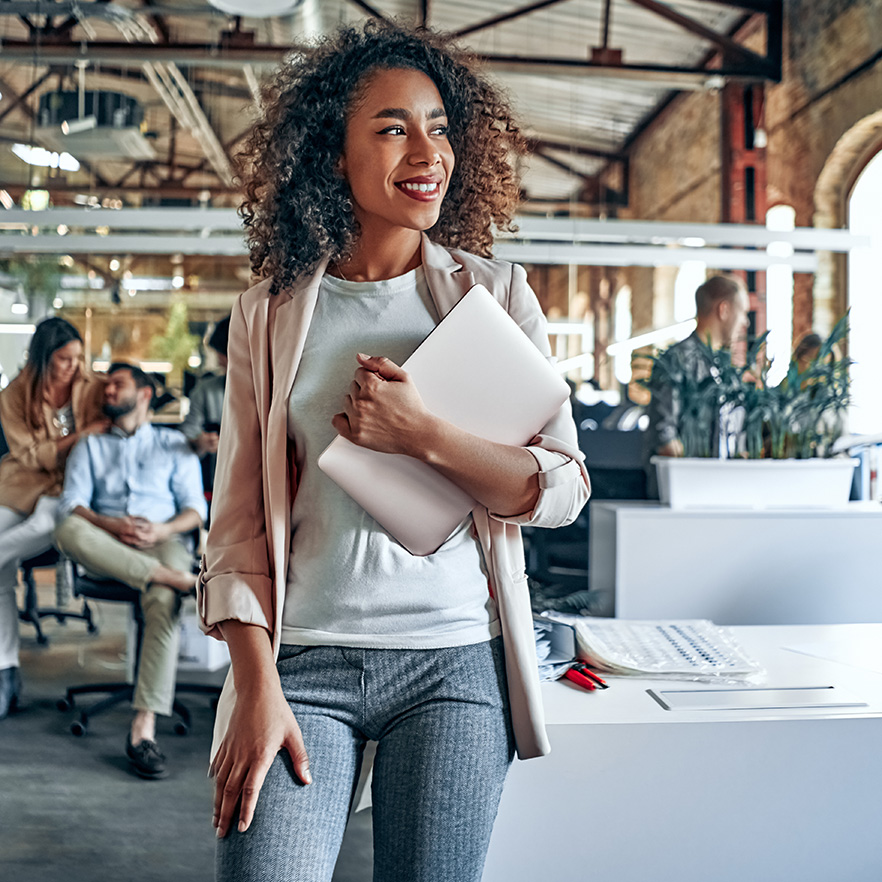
left=0, top=181, right=236, bottom=199
left=454, top=0, right=571, bottom=39
left=625, top=0, right=777, bottom=77
left=139, top=0, right=172, bottom=44
left=2, top=211, right=866, bottom=251
left=0, top=39, right=289, bottom=67
left=106, top=12, right=234, bottom=185
left=527, top=137, right=625, bottom=162
left=0, top=41, right=779, bottom=83
left=0, top=2, right=240, bottom=18
left=534, top=149, right=595, bottom=182
left=344, top=0, right=388, bottom=21
left=691, top=1, right=776, bottom=11
left=44, top=0, right=111, bottom=40
left=0, top=69, right=53, bottom=125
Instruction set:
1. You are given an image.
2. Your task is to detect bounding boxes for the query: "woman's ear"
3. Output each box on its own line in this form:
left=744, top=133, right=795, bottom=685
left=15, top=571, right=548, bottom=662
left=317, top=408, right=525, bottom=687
left=336, top=153, right=347, bottom=178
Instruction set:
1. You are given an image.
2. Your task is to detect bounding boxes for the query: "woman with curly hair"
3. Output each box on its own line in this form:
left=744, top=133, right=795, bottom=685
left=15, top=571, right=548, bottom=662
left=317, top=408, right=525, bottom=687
left=199, top=20, right=589, bottom=881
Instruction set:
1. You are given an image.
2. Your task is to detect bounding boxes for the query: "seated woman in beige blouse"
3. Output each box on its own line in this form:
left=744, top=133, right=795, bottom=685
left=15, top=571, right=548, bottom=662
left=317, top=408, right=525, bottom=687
left=0, top=317, right=107, bottom=718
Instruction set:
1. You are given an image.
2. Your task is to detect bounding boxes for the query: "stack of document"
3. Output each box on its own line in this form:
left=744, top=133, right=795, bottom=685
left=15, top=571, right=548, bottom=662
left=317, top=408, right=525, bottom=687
left=541, top=613, right=763, bottom=682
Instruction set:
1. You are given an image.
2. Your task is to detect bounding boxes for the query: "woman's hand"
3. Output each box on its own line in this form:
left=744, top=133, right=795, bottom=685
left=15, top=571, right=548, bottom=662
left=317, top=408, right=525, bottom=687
left=80, top=417, right=112, bottom=437
left=331, top=353, right=433, bottom=456
left=210, top=681, right=312, bottom=838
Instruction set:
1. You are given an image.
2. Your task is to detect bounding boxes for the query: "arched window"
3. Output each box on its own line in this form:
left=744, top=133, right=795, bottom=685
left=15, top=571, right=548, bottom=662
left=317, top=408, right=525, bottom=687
left=673, top=260, right=706, bottom=324
left=613, top=285, right=632, bottom=386
left=765, top=204, right=795, bottom=387
left=848, top=151, right=882, bottom=434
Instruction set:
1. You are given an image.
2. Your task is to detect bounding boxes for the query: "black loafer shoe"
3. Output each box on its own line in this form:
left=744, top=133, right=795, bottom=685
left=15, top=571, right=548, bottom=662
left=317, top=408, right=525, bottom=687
left=126, top=736, right=168, bottom=779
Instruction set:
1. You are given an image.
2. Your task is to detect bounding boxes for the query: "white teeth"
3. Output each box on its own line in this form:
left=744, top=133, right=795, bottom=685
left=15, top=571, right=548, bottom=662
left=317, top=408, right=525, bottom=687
left=402, top=182, right=438, bottom=192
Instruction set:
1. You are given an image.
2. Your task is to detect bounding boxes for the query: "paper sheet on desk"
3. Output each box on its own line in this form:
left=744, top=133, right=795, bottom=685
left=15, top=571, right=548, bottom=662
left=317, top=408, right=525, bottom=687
left=784, top=635, right=882, bottom=676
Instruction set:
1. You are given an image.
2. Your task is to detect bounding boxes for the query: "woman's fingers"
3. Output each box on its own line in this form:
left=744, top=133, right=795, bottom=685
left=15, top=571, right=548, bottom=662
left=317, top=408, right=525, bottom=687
left=356, top=353, right=407, bottom=381
left=285, top=723, right=313, bottom=786
left=214, top=755, right=245, bottom=839
left=234, top=756, right=275, bottom=834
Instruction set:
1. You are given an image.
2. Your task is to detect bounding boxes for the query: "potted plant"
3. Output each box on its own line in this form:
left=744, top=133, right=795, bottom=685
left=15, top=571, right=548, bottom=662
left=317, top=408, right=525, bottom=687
left=645, top=316, right=858, bottom=509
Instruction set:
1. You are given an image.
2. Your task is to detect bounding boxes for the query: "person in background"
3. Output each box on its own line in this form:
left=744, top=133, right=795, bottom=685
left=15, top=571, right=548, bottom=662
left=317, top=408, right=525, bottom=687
left=793, top=332, right=822, bottom=375
left=180, top=315, right=229, bottom=497
left=0, top=317, right=107, bottom=719
left=644, top=275, right=750, bottom=497
left=54, top=362, right=206, bottom=778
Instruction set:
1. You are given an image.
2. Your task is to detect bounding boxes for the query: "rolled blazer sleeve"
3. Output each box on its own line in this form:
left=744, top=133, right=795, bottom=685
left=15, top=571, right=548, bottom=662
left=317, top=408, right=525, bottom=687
left=197, top=295, right=273, bottom=639
left=490, top=262, right=591, bottom=528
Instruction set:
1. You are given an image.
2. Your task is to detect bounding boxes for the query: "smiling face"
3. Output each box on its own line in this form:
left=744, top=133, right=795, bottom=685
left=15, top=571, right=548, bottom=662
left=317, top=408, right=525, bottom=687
left=48, top=339, right=82, bottom=387
left=338, top=67, right=455, bottom=242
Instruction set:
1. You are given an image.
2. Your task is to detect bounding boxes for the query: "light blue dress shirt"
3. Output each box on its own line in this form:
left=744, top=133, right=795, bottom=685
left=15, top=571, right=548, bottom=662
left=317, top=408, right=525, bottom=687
left=59, top=422, right=207, bottom=525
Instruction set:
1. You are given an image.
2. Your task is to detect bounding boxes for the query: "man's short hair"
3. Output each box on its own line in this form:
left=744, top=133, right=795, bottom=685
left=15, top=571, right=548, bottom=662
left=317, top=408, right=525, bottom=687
left=207, top=315, right=230, bottom=357
left=695, top=275, right=746, bottom=318
left=107, top=362, right=157, bottom=394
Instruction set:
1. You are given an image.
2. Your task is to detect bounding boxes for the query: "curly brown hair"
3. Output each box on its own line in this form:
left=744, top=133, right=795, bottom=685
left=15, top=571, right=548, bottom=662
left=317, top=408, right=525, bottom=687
left=237, top=20, right=527, bottom=293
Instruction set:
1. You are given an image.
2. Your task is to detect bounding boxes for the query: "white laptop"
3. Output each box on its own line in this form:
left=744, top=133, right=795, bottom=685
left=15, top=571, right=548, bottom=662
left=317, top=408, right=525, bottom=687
left=317, top=284, right=570, bottom=555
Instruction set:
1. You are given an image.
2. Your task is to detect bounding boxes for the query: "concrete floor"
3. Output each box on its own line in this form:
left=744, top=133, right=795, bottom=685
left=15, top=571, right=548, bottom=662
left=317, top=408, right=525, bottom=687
left=0, top=578, right=372, bottom=882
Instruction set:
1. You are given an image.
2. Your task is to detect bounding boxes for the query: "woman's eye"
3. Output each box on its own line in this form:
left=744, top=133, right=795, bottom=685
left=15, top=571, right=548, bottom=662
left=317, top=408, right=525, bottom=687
left=431, top=125, right=449, bottom=136
left=379, top=125, right=406, bottom=135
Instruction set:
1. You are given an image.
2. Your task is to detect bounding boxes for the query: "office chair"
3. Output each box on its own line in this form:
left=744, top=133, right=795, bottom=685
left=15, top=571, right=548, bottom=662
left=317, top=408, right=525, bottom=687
left=0, top=414, right=96, bottom=645
left=58, top=572, right=221, bottom=737
left=18, top=549, right=96, bottom=645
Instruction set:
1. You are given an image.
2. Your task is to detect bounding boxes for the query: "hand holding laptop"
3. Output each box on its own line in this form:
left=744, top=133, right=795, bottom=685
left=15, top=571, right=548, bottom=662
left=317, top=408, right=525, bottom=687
left=330, top=353, right=431, bottom=458
left=318, top=284, right=570, bottom=556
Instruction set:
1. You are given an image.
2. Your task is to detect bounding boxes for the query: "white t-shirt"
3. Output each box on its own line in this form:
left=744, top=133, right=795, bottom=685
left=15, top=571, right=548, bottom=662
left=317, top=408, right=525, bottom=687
left=282, top=268, right=500, bottom=649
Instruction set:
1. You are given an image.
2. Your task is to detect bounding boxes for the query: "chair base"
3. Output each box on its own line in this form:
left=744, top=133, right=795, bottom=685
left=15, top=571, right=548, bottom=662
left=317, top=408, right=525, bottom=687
left=58, top=680, right=221, bottom=737
left=19, top=570, right=96, bottom=646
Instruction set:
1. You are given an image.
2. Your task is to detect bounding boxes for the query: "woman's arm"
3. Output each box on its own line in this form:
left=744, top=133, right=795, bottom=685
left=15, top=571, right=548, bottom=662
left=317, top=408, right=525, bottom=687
left=197, top=295, right=274, bottom=637
left=211, top=620, right=311, bottom=839
left=332, top=263, right=589, bottom=521
left=333, top=353, right=539, bottom=517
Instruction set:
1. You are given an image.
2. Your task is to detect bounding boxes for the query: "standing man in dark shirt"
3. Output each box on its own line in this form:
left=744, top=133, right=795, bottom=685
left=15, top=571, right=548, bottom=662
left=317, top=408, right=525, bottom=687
left=180, top=316, right=229, bottom=498
left=645, top=275, right=750, bottom=496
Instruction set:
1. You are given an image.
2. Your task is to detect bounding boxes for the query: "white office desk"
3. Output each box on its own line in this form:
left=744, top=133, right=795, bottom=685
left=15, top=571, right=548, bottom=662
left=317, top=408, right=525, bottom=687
left=589, top=500, right=882, bottom=623
left=483, top=624, right=882, bottom=882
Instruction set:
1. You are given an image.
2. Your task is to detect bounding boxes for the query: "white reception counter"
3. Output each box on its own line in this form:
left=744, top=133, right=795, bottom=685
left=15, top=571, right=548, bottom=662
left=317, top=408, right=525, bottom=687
left=589, top=501, right=882, bottom=624
left=482, top=624, right=882, bottom=882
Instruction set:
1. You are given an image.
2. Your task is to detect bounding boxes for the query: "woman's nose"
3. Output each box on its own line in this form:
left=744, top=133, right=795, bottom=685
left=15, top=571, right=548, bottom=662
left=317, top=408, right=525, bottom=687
left=409, top=133, right=440, bottom=166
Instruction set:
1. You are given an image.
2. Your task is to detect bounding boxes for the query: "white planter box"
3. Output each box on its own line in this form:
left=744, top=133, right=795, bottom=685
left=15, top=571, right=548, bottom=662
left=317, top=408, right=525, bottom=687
left=651, top=456, right=858, bottom=510
left=126, top=598, right=230, bottom=676
left=177, top=600, right=230, bottom=672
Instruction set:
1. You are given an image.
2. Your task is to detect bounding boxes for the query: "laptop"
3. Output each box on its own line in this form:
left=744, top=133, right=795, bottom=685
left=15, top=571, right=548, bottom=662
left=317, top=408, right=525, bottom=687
left=317, top=284, right=570, bottom=555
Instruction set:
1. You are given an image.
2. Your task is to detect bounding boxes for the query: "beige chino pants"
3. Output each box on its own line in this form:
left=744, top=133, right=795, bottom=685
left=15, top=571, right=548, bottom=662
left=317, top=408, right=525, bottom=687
left=55, top=514, right=192, bottom=716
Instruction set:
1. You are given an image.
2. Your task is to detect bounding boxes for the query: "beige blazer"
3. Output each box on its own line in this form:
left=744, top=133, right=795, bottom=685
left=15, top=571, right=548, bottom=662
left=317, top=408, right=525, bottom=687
left=0, top=367, right=106, bottom=516
left=198, top=235, right=590, bottom=760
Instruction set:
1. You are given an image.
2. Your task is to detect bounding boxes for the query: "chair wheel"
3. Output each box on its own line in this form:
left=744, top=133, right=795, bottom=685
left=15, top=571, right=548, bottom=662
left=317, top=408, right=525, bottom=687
left=37, top=634, right=49, bottom=646
left=173, top=721, right=189, bottom=736
left=70, top=720, right=87, bottom=737
left=57, top=698, right=73, bottom=712
left=87, top=623, right=98, bottom=634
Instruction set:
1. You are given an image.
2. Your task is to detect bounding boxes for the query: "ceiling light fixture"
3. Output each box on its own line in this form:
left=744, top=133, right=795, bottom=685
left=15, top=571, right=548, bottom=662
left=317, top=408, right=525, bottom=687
left=12, top=144, right=80, bottom=172
left=207, top=0, right=304, bottom=16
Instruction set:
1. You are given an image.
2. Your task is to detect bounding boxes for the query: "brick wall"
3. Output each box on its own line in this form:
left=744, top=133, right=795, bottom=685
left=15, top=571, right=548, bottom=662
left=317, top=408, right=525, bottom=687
left=626, top=0, right=882, bottom=341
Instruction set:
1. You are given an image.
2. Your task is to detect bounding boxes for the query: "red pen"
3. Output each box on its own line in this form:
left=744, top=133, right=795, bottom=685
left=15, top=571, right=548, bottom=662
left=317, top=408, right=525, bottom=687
left=563, top=665, right=596, bottom=691
left=572, top=662, right=608, bottom=689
